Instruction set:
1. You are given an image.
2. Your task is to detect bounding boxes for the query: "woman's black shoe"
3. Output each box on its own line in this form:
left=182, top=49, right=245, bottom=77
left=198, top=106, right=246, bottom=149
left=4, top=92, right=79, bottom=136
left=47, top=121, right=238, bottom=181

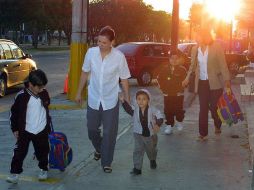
left=150, top=160, right=157, bottom=169
left=130, top=168, right=142, bottom=175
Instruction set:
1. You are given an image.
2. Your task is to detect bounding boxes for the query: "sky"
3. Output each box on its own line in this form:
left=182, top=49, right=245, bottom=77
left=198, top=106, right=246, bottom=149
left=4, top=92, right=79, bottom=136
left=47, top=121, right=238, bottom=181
left=143, top=0, right=202, bottom=19
left=143, top=0, right=242, bottom=23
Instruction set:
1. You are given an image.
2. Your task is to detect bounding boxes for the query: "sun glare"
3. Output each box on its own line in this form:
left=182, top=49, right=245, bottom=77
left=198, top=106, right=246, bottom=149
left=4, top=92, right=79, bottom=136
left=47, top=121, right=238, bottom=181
left=204, top=0, right=241, bottom=22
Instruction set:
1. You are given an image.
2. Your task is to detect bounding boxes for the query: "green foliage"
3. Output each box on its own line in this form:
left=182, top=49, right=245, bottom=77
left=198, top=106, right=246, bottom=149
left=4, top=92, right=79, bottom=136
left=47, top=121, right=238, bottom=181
left=89, top=0, right=172, bottom=44
left=189, top=3, right=203, bottom=29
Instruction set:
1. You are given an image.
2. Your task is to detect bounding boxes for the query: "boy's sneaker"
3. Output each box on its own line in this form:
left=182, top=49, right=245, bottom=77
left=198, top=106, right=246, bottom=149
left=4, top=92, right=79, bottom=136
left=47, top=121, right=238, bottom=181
left=130, top=168, right=142, bottom=175
left=6, top=174, right=19, bottom=184
left=150, top=160, right=157, bottom=169
left=176, top=122, right=183, bottom=131
left=94, top=151, right=101, bottom=161
left=38, top=169, right=48, bottom=181
left=164, top=125, right=172, bottom=135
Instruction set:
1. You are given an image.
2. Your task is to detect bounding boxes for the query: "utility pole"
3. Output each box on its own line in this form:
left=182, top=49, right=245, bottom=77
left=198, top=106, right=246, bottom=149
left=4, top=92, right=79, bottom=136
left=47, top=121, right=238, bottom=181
left=171, top=0, right=179, bottom=55
left=68, top=0, right=89, bottom=100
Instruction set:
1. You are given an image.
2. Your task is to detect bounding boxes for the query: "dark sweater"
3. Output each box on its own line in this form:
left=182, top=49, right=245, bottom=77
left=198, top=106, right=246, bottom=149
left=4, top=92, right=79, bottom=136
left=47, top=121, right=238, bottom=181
left=158, top=65, right=187, bottom=96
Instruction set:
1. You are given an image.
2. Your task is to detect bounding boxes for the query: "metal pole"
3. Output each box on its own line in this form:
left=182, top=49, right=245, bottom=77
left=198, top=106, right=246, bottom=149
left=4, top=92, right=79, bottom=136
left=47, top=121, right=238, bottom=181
left=68, top=0, right=89, bottom=100
left=229, top=20, right=233, bottom=53
left=171, top=0, right=179, bottom=55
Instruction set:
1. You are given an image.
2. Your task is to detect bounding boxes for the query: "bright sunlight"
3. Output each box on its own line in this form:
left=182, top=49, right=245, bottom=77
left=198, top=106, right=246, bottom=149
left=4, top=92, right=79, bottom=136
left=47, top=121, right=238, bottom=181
left=143, top=0, right=241, bottom=22
left=203, top=0, right=242, bottom=22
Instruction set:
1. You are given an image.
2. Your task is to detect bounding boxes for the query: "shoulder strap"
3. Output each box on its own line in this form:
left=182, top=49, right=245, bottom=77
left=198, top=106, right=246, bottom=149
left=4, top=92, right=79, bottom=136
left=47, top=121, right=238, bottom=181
left=49, top=117, right=54, bottom=132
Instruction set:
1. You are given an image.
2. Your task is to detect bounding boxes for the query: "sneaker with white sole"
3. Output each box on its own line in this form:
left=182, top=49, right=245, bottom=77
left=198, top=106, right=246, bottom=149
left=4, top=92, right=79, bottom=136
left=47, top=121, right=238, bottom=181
left=176, top=122, right=183, bottom=131
left=38, top=169, right=48, bottom=181
left=164, top=125, right=172, bottom=135
left=6, top=174, right=19, bottom=184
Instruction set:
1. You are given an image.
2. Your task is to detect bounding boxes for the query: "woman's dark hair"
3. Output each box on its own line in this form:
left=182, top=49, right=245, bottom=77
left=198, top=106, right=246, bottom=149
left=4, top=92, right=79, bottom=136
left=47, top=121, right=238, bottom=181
left=98, top=26, right=115, bottom=41
left=28, top=69, right=48, bottom=86
left=136, top=90, right=150, bottom=100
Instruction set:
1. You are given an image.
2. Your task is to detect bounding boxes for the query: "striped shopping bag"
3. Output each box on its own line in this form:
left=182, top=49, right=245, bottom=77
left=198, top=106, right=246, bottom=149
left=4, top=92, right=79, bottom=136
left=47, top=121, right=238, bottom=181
left=217, top=90, right=244, bottom=126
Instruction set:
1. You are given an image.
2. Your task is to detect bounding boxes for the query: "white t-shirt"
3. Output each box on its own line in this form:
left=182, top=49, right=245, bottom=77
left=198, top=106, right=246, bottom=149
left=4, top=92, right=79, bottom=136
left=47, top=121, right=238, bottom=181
left=82, top=47, right=130, bottom=110
left=25, top=94, right=46, bottom=134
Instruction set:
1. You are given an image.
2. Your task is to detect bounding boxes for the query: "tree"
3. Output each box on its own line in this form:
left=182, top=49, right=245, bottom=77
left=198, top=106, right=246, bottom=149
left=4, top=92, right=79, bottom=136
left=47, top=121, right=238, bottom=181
left=188, top=3, right=203, bottom=29
left=44, top=0, right=72, bottom=45
left=88, top=0, right=173, bottom=44
left=0, top=0, right=23, bottom=42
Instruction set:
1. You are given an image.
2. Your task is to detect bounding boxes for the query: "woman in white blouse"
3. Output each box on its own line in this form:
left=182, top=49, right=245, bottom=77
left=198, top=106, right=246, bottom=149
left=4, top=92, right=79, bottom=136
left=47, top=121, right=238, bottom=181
left=76, top=26, right=131, bottom=173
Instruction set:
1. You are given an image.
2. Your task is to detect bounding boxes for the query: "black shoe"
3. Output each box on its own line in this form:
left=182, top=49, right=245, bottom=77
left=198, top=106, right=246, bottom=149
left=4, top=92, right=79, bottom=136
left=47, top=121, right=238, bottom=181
left=94, top=151, right=101, bottom=161
left=150, top=160, right=157, bottom=169
left=130, top=168, right=142, bottom=175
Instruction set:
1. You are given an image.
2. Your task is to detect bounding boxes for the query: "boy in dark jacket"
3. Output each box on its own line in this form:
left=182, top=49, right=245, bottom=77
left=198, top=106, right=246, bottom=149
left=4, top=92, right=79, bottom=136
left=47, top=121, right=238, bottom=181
left=7, top=69, right=51, bottom=184
left=157, top=53, right=187, bottom=135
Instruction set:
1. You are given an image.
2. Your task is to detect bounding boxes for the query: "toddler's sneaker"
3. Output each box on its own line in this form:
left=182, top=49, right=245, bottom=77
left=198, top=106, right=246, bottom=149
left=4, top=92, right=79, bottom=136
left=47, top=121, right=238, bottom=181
left=164, top=125, right=172, bottom=135
left=150, top=160, right=157, bottom=169
left=6, top=174, right=19, bottom=184
left=38, top=169, right=48, bottom=181
left=176, top=122, right=183, bottom=131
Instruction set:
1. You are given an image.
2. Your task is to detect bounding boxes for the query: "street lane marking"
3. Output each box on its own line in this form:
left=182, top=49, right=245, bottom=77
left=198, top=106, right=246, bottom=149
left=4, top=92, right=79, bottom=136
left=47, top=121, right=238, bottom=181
left=0, top=106, right=10, bottom=113
left=49, top=104, right=86, bottom=110
left=0, top=174, right=61, bottom=184
left=0, top=104, right=86, bottom=113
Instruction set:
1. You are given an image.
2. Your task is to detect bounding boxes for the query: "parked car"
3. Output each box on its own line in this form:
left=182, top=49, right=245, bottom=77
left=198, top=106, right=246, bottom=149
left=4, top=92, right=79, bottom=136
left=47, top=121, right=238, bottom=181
left=243, top=49, right=254, bottom=63
left=0, top=39, right=37, bottom=97
left=178, top=42, right=249, bottom=77
left=116, top=42, right=190, bottom=86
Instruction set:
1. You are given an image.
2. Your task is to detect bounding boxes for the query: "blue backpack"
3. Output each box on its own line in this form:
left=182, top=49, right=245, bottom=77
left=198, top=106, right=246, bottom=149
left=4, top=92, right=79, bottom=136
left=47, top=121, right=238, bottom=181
left=48, top=122, right=73, bottom=171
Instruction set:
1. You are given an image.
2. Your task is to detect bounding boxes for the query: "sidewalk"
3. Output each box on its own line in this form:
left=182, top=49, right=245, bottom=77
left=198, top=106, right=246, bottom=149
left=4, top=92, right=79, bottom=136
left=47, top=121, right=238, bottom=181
left=0, top=78, right=253, bottom=189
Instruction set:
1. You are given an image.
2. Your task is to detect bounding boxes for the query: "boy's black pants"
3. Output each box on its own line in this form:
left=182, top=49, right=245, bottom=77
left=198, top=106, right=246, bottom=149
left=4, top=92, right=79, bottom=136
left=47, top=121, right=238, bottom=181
left=10, top=128, right=49, bottom=174
left=164, top=95, right=185, bottom=126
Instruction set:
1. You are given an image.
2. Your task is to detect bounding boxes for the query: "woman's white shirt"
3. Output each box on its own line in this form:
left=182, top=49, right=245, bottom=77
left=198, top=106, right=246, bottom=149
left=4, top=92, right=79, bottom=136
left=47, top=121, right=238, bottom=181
left=198, top=46, right=209, bottom=80
left=82, top=47, right=130, bottom=110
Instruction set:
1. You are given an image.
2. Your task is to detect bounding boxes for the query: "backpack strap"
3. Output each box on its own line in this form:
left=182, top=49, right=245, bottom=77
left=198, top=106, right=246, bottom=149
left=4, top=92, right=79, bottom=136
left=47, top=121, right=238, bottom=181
left=49, top=117, right=54, bottom=132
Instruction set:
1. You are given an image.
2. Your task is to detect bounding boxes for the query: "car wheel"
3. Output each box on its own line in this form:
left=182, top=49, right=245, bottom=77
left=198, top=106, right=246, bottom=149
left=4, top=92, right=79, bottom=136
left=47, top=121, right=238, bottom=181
left=0, top=77, right=7, bottom=98
left=137, top=70, right=152, bottom=86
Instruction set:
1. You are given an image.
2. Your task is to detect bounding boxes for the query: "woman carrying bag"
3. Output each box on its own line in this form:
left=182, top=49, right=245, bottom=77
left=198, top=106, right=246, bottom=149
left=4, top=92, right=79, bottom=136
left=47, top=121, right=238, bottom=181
left=182, top=27, right=231, bottom=141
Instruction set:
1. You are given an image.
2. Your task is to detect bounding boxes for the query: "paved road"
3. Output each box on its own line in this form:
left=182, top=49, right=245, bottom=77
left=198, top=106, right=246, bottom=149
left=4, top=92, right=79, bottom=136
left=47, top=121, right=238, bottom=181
left=0, top=80, right=252, bottom=190
left=0, top=51, right=69, bottom=112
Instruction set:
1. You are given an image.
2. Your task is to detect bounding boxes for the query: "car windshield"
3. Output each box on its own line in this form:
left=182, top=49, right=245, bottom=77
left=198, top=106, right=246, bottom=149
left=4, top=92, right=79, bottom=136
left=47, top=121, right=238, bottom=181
left=116, top=44, right=139, bottom=55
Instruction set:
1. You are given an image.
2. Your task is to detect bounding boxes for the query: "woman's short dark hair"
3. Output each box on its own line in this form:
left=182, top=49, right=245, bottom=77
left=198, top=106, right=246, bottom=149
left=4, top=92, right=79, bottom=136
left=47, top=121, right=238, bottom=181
left=99, top=26, right=115, bottom=41
left=28, top=69, right=48, bottom=86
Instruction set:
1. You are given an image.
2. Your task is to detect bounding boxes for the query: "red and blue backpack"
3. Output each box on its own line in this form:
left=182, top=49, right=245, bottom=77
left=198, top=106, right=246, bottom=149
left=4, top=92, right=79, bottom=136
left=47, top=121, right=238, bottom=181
left=48, top=121, right=73, bottom=171
left=217, top=90, right=244, bottom=126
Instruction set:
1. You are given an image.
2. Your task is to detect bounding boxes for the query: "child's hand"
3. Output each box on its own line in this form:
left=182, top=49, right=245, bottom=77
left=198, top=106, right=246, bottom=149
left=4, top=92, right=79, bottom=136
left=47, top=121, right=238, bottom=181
left=13, top=131, right=19, bottom=139
left=118, top=93, right=124, bottom=103
left=153, top=124, right=160, bottom=134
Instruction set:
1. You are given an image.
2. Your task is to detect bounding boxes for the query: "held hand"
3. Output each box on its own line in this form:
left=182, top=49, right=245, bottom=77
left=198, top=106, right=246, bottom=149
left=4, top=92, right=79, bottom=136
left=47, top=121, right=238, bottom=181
left=118, top=93, right=124, bottom=103
left=225, top=80, right=231, bottom=95
left=153, top=124, right=160, bottom=134
left=13, top=131, right=19, bottom=139
left=124, top=94, right=131, bottom=104
left=225, top=87, right=232, bottom=95
left=182, top=78, right=189, bottom=87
